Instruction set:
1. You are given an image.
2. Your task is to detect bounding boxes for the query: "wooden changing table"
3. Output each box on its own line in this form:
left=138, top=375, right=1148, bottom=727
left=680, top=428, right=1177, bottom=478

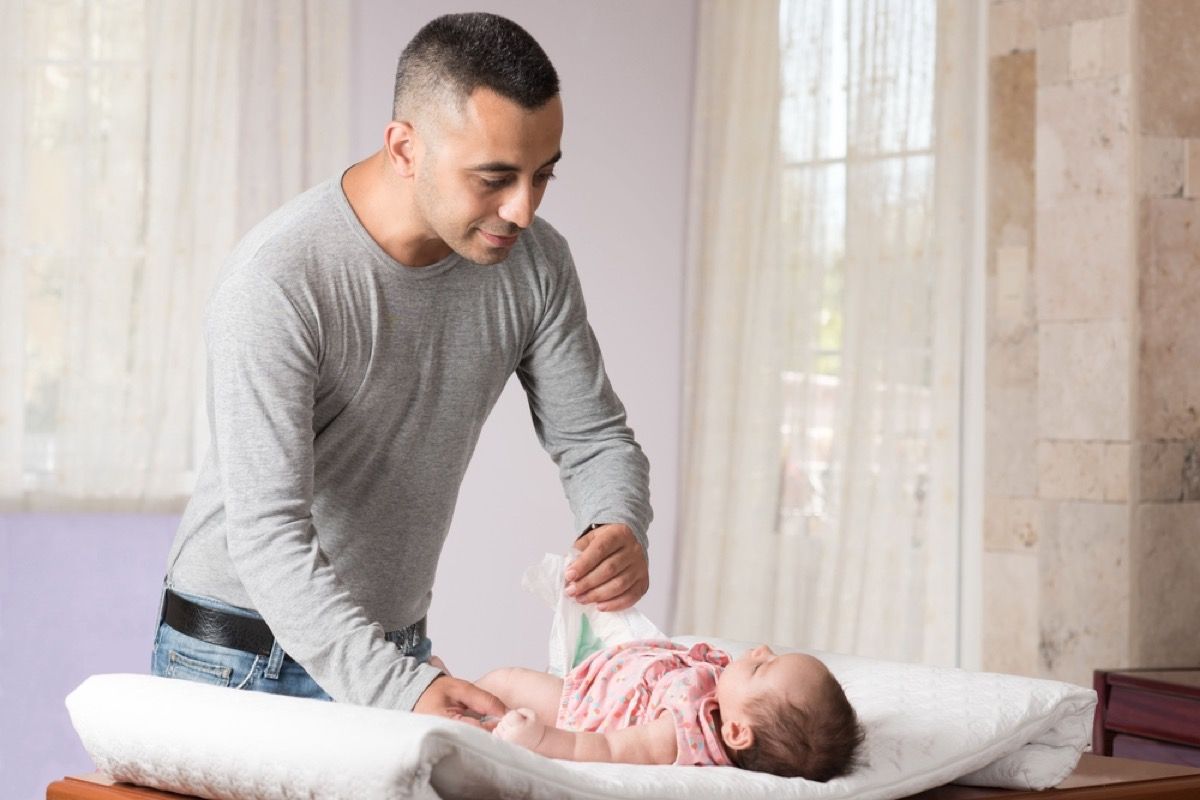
left=46, top=754, right=1200, bottom=799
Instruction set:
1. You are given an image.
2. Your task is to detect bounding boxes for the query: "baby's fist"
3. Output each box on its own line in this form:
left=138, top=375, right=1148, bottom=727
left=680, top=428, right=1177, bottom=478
left=493, top=708, right=545, bottom=750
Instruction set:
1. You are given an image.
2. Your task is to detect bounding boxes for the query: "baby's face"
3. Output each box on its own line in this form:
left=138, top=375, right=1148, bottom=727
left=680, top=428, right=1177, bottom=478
left=716, top=645, right=829, bottom=720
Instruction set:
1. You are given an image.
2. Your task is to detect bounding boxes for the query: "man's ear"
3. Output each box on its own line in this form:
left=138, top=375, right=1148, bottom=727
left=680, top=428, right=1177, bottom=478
left=721, top=718, right=755, bottom=752
left=384, top=120, right=418, bottom=178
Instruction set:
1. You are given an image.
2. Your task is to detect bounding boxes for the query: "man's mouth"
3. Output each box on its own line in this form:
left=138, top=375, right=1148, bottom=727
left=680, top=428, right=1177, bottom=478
left=479, top=230, right=520, bottom=247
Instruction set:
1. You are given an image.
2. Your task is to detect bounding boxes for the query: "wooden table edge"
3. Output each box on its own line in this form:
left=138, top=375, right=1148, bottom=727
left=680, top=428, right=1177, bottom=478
left=46, top=755, right=1200, bottom=800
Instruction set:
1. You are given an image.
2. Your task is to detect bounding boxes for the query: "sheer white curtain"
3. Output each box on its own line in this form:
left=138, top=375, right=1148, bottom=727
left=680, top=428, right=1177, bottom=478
left=675, top=0, right=978, bottom=665
left=0, top=1, right=349, bottom=510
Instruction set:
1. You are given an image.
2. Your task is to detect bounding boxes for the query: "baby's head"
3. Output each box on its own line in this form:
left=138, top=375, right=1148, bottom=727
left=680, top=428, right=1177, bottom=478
left=716, top=645, right=863, bottom=781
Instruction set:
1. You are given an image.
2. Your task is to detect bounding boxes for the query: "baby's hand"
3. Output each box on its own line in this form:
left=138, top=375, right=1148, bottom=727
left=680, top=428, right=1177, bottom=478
left=493, top=708, right=546, bottom=750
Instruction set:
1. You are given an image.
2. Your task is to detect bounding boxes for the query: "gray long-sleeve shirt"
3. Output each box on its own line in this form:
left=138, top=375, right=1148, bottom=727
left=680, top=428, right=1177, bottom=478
left=165, top=174, right=652, bottom=710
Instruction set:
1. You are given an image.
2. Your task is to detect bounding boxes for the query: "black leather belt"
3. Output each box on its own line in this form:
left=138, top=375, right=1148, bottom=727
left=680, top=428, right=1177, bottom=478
left=163, top=589, right=282, bottom=657
left=161, top=589, right=428, bottom=659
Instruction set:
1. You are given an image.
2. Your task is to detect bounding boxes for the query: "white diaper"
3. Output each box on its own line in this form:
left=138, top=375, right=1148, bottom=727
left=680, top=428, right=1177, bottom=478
left=520, top=552, right=666, bottom=676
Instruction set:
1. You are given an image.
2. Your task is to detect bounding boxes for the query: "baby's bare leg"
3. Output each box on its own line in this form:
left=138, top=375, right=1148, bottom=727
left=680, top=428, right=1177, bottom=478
left=476, top=667, right=563, bottom=726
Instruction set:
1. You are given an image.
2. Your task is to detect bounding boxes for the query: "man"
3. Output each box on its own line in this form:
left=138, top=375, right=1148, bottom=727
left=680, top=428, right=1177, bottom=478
left=151, top=13, right=652, bottom=726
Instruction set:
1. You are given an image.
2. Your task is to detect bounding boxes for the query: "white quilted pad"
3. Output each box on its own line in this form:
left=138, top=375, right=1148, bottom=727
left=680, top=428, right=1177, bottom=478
left=66, top=638, right=1096, bottom=800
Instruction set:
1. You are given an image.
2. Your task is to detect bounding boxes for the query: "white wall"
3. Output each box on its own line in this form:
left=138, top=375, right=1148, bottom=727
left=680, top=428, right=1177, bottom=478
left=350, top=1, right=697, bottom=678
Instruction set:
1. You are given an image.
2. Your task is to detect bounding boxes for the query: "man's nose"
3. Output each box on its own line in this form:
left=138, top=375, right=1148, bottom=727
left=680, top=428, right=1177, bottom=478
left=499, top=185, right=534, bottom=229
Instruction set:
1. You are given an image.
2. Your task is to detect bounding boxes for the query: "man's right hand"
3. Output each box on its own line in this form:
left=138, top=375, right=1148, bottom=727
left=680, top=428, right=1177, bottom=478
left=413, top=674, right=507, bottom=729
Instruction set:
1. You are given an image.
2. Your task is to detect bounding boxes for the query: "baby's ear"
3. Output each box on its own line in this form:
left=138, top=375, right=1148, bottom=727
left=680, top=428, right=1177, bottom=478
left=720, top=718, right=755, bottom=752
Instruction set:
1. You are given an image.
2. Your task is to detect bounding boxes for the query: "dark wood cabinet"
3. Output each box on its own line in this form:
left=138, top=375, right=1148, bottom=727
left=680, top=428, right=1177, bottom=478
left=1093, top=669, right=1200, bottom=768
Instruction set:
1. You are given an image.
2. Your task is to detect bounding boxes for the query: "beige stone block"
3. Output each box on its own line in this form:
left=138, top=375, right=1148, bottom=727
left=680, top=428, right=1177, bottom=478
left=1103, top=441, right=1130, bottom=502
left=1037, top=25, right=1071, bottom=85
left=989, top=54, right=1036, bottom=246
left=987, top=386, right=1040, bottom=496
left=1141, top=136, right=1184, bottom=197
left=1138, top=199, right=1200, bottom=439
left=1187, top=139, right=1200, bottom=199
left=996, top=245, right=1030, bottom=325
left=1037, top=77, right=1131, bottom=209
left=1131, top=503, right=1200, bottom=665
left=983, top=550, right=1040, bottom=676
left=1038, top=501, right=1130, bottom=685
left=1139, top=440, right=1187, bottom=501
left=1035, top=195, right=1130, bottom=321
left=1038, top=440, right=1105, bottom=499
left=1068, top=18, right=1104, bottom=80
left=1139, top=0, right=1200, bottom=137
left=985, top=494, right=1041, bottom=550
left=986, top=323, right=1038, bottom=390
left=1040, top=0, right=1127, bottom=27
left=991, top=0, right=1038, bottom=56
left=1038, top=321, right=1131, bottom=441
left=1101, top=13, right=1130, bottom=77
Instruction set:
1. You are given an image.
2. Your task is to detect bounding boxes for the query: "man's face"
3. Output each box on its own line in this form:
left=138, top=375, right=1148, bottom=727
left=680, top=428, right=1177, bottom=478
left=413, top=88, right=564, bottom=266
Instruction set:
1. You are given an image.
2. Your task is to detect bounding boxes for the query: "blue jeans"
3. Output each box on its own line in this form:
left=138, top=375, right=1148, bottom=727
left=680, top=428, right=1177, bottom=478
left=150, top=586, right=432, bottom=701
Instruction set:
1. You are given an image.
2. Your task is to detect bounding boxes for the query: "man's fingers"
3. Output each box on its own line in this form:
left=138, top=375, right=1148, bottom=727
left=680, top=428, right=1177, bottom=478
left=599, top=576, right=650, bottom=611
left=581, top=573, right=649, bottom=610
left=448, top=680, right=508, bottom=719
left=573, top=562, right=637, bottom=605
left=565, top=527, right=620, bottom=583
left=567, top=549, right=630, bottom=597
left=446, top=710, right=487, bottom=730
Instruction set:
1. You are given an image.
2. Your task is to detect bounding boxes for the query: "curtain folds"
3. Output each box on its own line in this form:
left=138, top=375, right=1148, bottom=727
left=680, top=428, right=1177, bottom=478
left=675, top=0, right=977, bottom=665
left=0, top=1, right=350, bottom=510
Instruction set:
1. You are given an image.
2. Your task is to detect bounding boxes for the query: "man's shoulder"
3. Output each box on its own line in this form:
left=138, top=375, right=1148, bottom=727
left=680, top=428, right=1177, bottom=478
left=516, top=216, right=574, bottom=277
left=215, top=177, right=350, bottom=291
left=236, top=178, right=344, bottom=264
left=525, top=215, right=569, bottom=254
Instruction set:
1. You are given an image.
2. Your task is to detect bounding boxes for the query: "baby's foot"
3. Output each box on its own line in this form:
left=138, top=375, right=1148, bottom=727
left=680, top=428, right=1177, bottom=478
left=493, top=708, right=546, bottom=750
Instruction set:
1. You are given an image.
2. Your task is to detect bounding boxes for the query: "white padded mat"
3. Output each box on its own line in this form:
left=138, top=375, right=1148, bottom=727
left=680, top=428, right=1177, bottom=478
left=66, top=638, right=1096, bottom=800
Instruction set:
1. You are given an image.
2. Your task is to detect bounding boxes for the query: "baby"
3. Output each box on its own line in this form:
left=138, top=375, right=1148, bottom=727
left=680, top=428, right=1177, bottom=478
left=477, top=638, right=864, bottom=781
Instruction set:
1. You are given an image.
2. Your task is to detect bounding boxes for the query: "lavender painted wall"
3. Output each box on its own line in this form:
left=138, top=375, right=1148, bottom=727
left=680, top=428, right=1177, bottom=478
left=0, top=514, right=179, bottom=800
left=2, top=2, right=695, bottom=795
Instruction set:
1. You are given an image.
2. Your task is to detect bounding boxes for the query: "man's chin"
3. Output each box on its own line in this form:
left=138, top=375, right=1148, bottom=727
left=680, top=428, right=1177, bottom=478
left=453, top=240, right=511, bottom=266
left=458, top=248, right=508, bottom=266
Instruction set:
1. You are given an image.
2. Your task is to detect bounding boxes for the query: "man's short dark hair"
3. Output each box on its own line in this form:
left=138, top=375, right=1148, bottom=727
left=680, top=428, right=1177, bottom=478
left=393, top=12, right=560, bottom=122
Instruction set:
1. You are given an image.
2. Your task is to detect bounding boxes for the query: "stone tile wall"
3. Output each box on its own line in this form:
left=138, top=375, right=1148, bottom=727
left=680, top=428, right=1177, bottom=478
left=984, top=0, right=1200, bottom=685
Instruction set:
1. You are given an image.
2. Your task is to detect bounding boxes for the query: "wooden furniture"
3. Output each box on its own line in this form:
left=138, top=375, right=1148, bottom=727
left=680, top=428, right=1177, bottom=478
left=1093, top=668, right=1200, bottom=768
left=46, top=755, right=1200, bottom=800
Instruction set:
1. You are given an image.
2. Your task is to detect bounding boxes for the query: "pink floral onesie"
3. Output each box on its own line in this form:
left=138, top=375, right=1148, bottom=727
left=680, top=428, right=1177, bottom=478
left=556, top=638, right=733, bottom=766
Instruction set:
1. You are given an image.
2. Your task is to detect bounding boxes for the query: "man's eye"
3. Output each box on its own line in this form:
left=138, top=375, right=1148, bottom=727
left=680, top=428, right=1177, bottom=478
left=534, top=172, right=557, bottom=186
left=480, top=177, right=509, bottom=190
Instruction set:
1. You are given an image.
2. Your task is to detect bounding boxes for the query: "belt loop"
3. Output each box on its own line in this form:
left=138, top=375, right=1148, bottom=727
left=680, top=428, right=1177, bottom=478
left=264, top=639, right=286, bottom=680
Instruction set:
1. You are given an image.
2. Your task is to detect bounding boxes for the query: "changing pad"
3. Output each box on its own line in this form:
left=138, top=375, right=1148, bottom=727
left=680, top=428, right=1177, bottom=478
left=65, top=637, right=1097, bottom=800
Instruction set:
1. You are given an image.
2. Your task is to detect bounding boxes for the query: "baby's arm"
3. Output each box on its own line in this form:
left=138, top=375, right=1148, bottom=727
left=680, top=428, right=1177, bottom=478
left=496, top=709, right=678, bottom=766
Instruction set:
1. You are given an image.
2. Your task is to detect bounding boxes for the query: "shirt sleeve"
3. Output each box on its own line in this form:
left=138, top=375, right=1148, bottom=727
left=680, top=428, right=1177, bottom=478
left=205, top=266, right=441, bottom=710
left=515, top=235, right=654, bottom=553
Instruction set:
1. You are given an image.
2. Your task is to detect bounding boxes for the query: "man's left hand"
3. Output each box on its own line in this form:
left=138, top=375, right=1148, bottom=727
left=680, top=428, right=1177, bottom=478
left=565, top=523, right=648, bottom=611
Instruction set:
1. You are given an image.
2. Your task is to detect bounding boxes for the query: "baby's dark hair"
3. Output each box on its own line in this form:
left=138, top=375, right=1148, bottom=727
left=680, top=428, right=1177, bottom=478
left=729, top=669, right=865, bottom=781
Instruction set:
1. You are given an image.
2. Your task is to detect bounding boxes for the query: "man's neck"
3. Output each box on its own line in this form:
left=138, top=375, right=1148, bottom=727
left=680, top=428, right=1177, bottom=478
left=341, top=151, right=453, bottom=267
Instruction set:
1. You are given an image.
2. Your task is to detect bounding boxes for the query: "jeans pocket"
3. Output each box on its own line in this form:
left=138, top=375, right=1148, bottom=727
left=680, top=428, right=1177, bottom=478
left=165, top=650, right=234, bottom=687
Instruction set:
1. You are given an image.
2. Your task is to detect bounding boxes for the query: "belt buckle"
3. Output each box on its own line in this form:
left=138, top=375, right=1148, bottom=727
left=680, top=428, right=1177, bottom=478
left=391, top=619, right=424, bottom=655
